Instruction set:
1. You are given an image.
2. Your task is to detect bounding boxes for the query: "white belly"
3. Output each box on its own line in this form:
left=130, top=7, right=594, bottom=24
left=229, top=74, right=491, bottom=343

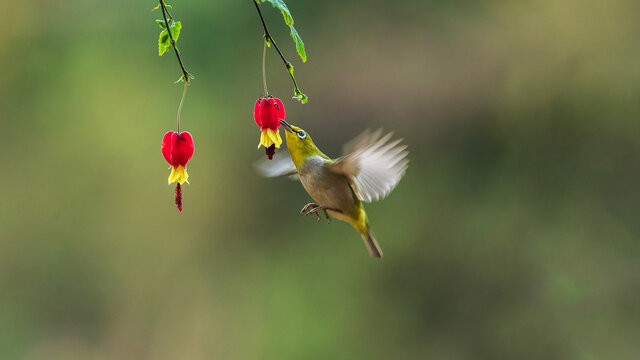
left=297, top=156, right=358, bottom=221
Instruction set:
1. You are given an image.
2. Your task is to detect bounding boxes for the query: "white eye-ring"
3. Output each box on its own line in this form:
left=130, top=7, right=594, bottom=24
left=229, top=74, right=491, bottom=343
left=297, top=130, right=307, bottom=139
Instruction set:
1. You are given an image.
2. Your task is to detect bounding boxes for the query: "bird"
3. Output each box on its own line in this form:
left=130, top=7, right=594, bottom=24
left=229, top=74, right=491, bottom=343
left=256, top=120, right=409, bottom=258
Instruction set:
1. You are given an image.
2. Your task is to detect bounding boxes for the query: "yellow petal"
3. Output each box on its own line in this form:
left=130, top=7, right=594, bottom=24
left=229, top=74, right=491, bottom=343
left=269, top=129, right=283, bottom=148
left=257, top=128, right=282, bottom=149
left=168, top=165, right=189, bottom=185
left=258, top=130, right=270, bottom=148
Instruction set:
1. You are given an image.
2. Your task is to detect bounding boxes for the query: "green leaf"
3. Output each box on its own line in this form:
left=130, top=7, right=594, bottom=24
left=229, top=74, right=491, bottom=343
left=156, top=19, right=167, bottom=29
left=158, top=21, right=181, bottom=56
left=172, top=21, right=182, bottom=41
left=260, top=0, right=306, bottom=62
left=294, top=89, right=308, bottom=104
left=158, top=32, right=169, bottom=55
left=289, top=26, right=306, bottom=62
left=260, top=0, right=293, bottom=26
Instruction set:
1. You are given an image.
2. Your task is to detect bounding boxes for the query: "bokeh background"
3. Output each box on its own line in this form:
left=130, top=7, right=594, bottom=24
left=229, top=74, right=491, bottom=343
left=1, top=0, right=640, bottom=359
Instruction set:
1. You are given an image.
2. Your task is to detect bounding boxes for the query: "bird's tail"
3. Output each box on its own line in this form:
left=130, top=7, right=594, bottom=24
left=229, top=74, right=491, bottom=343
left=361, top=223, right=383, bottom=259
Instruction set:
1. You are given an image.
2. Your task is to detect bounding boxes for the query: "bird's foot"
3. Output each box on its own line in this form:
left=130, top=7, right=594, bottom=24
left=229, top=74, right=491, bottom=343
left=300, top=203, right=322, bottom=222
left=300, top=203, right=342, bottom=224
left=300, top=203, right=319, bottom=216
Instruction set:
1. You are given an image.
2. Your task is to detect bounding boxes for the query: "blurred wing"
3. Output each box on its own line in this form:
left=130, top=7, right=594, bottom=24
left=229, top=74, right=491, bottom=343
left=254, top=151, right=299, bottom=180
left=328, top=129, right=408, bottom=202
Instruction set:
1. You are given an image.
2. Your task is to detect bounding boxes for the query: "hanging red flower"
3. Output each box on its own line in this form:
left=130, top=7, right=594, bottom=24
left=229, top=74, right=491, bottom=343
left=254, top=96, right=285, bottom=159
left=162, top=131, right=194, bottom=212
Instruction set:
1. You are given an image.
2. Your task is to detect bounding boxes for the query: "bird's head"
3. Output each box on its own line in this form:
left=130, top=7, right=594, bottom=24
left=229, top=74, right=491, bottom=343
left=280, top=120, right=323, bottom=166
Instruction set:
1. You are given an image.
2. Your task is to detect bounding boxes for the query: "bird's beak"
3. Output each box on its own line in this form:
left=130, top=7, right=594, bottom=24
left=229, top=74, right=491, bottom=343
left=280, top=119, right=294, bottom=133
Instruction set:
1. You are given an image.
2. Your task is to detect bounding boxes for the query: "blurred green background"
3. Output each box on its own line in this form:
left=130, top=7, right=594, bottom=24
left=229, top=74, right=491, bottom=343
left=1, top=0, right=640, bottom=359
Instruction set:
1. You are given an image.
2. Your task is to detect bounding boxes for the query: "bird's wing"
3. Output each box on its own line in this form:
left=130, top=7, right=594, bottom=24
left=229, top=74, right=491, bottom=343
left=254, top=151, right=299, bottom=180
left=327, top=129, right=408, bottom=202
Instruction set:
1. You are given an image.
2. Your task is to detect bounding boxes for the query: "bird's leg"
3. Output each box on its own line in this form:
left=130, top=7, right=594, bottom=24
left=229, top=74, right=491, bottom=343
left=305, top=206, right=343, bottom=224
left=300, top=203, right=322, bottom=221
left=324, top=209, right=332, bottom=224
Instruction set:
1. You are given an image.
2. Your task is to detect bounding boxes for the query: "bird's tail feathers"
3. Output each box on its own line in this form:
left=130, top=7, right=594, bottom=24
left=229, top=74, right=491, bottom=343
left=361, top=224, right=383, bottom=259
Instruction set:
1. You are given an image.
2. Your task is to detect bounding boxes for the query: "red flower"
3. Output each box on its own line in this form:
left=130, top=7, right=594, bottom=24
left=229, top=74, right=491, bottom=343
left=254, top=97, right=285, bottom=159
left=162, top=131, right=194, bottom=212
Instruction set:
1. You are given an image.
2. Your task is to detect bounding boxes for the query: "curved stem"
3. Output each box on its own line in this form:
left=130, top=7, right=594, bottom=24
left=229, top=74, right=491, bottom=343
left=262, top=40, right=268, bottom=95
left=160, top=0, right=192, bottom=83
left=252, top=0, right=304, bottom=100
left=177, top=82, right=188, bottom=133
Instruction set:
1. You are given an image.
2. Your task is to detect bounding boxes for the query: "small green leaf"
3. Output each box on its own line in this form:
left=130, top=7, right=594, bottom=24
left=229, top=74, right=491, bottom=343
left=158, top=21, right=181, bottom=56
left=260, top=0, right=306, bottom=62
left=158, top=32, right=170, bottom=55
left=156, top=19, right=167, bottom=29
left=152, top=1, right=171, bottom=10
left=175, top=72, right=194, bottom=83
left=171, top=21, right=182, bottom=42
left=260, top=0, right=293, bottom=26
left=294, top=89, right=308, bottom=104
left=290, top=26, right=306, bottom=62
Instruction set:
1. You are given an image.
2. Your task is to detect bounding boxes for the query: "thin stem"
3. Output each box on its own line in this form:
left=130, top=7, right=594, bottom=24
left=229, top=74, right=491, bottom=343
left=177, top=82, right=188, bottom=133
left=262, top=40, right=268, bottom=95
left=163, top=3, right=174, bottom=20
left=252, top=0, right=301, bottom=96
left=160, top=0, right=192, bottom=83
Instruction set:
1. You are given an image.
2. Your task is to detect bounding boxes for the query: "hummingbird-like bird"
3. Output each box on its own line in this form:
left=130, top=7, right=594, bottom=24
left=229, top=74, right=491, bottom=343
left=257, top=120, right=408, bottom=258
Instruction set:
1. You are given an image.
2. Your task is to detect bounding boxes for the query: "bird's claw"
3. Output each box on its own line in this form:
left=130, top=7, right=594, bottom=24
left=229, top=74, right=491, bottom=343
left=300, top=203, right=318, bottom=215
left=300, top=203, right=342, bottom=224
left=300, top=203, right=322, bottom=221
left=300, top=203, right=319, bottom=215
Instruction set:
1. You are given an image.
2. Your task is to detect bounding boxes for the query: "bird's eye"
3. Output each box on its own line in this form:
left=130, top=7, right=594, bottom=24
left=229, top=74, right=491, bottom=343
left=297, top=130, right=307, bottom=139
